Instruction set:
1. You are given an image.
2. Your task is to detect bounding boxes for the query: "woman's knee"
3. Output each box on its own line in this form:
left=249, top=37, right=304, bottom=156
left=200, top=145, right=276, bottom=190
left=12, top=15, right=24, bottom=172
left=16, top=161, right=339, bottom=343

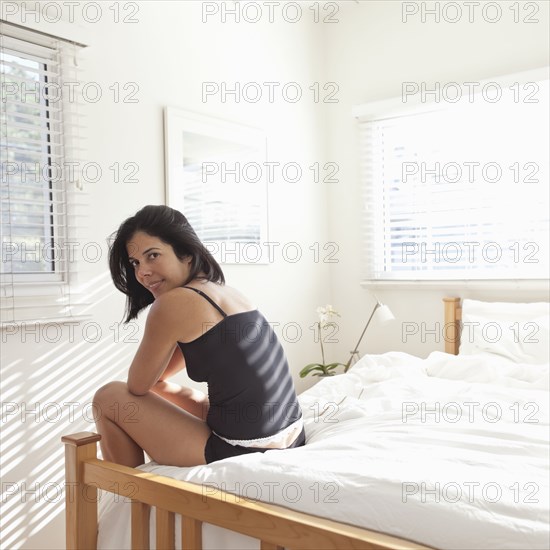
left=93, top=381, right=130, bottom=420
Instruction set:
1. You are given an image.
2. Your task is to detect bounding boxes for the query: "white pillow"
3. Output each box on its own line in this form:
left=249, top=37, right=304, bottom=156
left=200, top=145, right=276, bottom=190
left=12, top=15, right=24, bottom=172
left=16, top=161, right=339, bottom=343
left=459, top=299, right=549, bottom=365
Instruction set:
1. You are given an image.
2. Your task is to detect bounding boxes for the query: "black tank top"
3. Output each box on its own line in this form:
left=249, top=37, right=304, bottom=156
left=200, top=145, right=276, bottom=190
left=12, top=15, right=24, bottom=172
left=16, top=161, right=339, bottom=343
left=177, top=286, right=303, bottom=441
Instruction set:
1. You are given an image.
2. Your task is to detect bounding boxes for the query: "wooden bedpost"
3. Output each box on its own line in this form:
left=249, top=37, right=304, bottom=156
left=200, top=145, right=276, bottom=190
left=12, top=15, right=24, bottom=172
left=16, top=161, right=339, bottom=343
left=443, top=297, right=461, bottom=355
left=61, top=432, right=102, bottom=550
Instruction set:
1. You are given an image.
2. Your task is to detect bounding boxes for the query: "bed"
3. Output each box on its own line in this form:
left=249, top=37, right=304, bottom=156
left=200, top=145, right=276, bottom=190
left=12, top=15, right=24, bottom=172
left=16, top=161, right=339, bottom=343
left=61, top=297, right=550, bottom=549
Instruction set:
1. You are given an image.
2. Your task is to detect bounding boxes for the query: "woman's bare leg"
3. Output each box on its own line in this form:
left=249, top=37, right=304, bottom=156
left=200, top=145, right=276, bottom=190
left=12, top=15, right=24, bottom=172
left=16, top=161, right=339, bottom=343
left=93, top=381, right=211, bottom=468
left=151, top=380, right=209, bottom=421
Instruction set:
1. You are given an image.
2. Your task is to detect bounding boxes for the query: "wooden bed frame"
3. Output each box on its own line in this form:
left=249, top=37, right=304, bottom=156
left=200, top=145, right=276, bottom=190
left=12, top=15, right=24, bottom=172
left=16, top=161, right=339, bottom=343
left=61, top=298, right=463, bottom=549
left=443, top=297, right=461, bottom=355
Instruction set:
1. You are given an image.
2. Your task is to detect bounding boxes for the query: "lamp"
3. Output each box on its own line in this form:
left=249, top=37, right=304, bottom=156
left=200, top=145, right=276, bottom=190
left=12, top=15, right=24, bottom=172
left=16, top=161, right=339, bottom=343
left=344, top=301, right=395, bottom=372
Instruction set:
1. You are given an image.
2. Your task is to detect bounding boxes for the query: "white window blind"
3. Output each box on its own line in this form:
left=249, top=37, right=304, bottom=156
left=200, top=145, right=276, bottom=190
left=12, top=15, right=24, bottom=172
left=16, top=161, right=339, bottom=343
left=357, top=73, right=549, bottom=282
left=1, top=20, right=88, bottom=323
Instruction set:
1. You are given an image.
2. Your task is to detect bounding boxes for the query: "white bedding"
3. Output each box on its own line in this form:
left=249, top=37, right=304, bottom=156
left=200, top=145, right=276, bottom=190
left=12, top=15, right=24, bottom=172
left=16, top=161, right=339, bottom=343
left=97, top=351, right=550, bottom=550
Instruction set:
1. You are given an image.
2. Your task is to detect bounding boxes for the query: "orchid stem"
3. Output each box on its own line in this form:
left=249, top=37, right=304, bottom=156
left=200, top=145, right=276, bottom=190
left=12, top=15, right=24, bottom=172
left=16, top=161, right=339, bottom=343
left=319, top=321, right=326, bottom=366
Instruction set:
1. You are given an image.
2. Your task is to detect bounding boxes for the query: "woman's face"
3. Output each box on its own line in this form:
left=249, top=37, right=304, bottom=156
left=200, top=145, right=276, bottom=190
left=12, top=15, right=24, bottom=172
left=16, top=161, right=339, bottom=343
left=126, top=231, right=191, bottom=299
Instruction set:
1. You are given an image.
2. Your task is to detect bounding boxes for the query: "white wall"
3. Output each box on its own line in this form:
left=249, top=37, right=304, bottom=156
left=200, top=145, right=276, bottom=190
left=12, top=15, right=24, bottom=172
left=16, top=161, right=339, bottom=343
left=1, top=1, right=549, bottom=548
left=324, top=0, right=550, bottom=360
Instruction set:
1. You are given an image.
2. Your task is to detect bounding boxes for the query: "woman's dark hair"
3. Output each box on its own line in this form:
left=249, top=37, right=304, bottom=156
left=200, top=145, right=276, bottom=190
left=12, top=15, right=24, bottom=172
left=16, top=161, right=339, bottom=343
left=108, top=205, right=225, bottom=322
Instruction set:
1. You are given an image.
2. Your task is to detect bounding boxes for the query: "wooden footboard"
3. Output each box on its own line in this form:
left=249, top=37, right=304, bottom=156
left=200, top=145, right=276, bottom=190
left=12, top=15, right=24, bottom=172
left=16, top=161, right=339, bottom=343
left=61, top=432, right=433, bottom=550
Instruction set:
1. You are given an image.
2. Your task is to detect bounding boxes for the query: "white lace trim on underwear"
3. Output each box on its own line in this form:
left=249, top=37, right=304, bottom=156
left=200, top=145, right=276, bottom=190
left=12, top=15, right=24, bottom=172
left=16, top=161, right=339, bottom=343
left=212, top=416, right=304, bottom=449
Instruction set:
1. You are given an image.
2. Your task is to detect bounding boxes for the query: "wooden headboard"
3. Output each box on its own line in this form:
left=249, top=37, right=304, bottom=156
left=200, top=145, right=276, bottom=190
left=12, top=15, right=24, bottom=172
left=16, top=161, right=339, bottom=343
left=443, top=297, right=462, bottom=355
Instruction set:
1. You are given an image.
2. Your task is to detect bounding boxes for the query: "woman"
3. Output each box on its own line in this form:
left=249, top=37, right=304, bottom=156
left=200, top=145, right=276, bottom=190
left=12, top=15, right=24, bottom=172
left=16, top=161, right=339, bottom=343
left=94, top=205, right=305, bottom=467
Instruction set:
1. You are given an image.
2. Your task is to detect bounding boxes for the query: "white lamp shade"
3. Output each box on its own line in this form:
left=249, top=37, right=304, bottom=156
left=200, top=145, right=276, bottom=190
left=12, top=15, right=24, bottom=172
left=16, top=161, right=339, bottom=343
left=374, top=304, right=395, bottom=324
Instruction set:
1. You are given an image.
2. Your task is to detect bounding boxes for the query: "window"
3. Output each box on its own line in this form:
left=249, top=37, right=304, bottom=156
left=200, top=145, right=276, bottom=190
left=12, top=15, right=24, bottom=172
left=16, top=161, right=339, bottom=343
left=1, top=21, right=86, bottom=322
left=355, top=69, right=549, bottom=282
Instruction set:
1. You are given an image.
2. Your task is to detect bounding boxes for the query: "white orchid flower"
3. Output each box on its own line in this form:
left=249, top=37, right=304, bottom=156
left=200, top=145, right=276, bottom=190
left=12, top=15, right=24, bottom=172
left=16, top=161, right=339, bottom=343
left=317, top=304, right=340, bottom=326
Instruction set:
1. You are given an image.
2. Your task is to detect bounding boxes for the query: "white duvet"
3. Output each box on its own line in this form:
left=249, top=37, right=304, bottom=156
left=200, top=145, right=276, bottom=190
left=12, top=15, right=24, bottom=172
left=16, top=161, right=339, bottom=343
left=98, top=351, right=550, bottom=550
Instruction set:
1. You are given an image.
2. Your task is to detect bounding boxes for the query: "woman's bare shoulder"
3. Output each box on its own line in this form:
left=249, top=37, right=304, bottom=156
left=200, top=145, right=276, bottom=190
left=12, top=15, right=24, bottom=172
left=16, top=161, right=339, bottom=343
left=150, top=284, right=254, bottom=315
left=219, top=285, right=256, bottom=315
left=147, top=288, right=194, bottom=320
left=195, top=282, right=256, bottom=314
left=146, top=287, right=216, bottom=342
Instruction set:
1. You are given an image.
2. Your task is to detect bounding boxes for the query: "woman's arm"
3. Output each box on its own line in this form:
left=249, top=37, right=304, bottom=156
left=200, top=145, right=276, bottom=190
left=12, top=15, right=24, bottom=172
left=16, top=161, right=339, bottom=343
left=127, top=293, right=208, bottom=419
left=127, top=294, right=185, bottom=395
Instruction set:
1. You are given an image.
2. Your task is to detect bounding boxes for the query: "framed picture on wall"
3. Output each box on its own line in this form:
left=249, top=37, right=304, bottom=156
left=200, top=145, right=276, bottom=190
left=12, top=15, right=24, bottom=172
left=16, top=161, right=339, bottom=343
left=164, top=107, right=269, bottom=264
